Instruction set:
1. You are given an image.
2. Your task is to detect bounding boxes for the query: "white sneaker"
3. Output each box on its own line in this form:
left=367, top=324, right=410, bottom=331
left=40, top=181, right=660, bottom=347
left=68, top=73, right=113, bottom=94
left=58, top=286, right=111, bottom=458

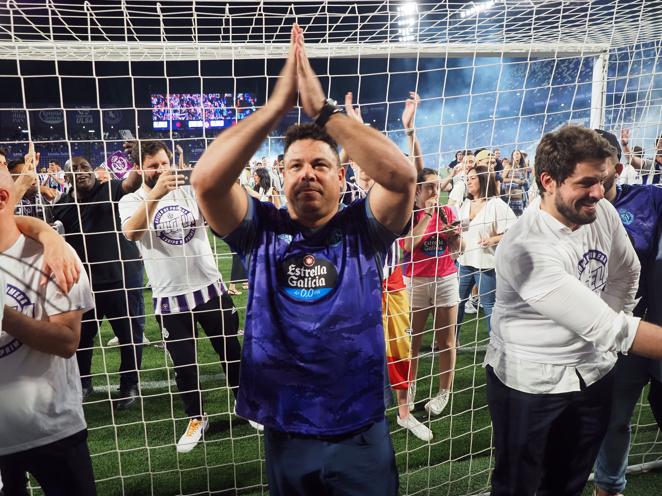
left=464, top=300, right=477, bottom=314
left=176, top=415, right=209, bottom=453
left=424, top=389, right=451, bottom=416
left=407, top=382, right=417, bottom=412
left=397, top=414, right=433, bottom=442
left=106, top=336, right=151, bottom=346
left=233, top=402, right=264, bottom=432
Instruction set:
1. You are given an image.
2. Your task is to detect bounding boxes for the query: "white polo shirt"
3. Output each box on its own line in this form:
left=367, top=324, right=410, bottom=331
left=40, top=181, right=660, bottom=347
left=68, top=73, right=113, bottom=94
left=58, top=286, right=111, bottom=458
left=486, top=197, right=641, bottom=394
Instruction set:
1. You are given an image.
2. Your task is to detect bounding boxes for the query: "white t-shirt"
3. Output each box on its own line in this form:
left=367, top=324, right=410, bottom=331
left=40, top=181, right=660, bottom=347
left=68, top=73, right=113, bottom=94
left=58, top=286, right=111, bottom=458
left=448, top=176, right=466, bottom=205
left=118, top=185, right=221, bottom=300
left=618, top=164, right=641, bottom=185
left=0, top=235, right=94, bottom=456
left=485, top=197, right=641, bottom=394
left=458, top=197, right=517, bottom=270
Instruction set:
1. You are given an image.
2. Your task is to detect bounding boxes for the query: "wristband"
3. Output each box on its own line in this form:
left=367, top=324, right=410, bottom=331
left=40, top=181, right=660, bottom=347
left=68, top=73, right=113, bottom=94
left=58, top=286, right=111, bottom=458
left=314, top=98, right=343, bottom=129
left=406, top=128, right=415, bottom=136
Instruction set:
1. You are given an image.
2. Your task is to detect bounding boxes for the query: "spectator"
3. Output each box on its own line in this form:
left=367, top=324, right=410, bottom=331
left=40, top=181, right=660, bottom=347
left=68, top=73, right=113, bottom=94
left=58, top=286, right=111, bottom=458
left=593, top=129, right=662, bottom=496
left=456, top=165, right=516, bottom=336
left=447, top=150, right=465, bottom=169
left=401, top=168, right=461, bottom=418
left=501, top=149, right=529, bottom=216
left=52, top=155, right=145, bottom=409
left=119, top=140, right=249, bottom=453
left=0, top=169, right=95, bottom=496
left=448, top=153, right=476, bottom=206
left=621, top=129, right=662, bottom=184
left=94, top=166, right=109, bottom=184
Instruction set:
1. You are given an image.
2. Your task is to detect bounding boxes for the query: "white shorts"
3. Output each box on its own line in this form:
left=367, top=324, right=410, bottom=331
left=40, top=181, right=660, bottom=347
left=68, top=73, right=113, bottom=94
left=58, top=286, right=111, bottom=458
left=404, top=274, right=460, bottom=309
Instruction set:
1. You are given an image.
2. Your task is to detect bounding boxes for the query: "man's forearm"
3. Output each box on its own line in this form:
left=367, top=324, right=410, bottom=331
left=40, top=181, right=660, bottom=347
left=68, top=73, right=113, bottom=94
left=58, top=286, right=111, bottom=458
left=123, top=198, right=159, bottom=241
left=326, top=113, right=414, bottom=193
left=192, top=103, right=286, bottom=197
left=3, top=306, right=79, bottom=358
left=407, top=133, right=424, bottom=172
left=121, top=169, right=142, bottom=194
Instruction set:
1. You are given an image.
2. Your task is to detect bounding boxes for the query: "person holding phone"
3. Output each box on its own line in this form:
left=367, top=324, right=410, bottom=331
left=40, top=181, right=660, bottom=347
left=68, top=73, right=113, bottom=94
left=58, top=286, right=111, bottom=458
left=401, top=168, right=462, bottom=417
left=455, top=166, right=517, bottom=335
left=119, top=140, right=255, bottom=454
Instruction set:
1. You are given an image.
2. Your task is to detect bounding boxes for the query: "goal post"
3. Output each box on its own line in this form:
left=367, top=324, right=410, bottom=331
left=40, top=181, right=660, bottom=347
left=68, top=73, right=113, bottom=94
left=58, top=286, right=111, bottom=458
left=1, top=1, right=662, bottom=495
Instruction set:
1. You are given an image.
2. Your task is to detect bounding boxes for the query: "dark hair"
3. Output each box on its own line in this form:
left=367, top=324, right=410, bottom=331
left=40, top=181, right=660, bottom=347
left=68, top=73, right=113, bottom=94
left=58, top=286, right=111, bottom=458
left=594, top=129, right=621, bottom=160
left=467, top=165, right=498, bottom=200
left=416, top=167, right=438, bottom=186
left=7, top=158, right=24, bottom=172
left=131, top=140, right=172, bottom=167
left=534, top=125, right=613, bottom=194
left=0, top=147, right=7, bottom=159
left=253, top=167, right=272, bottom=193
left=510, top=149, right=526, bottom=168
left=283, top=124, right=340, bottom=166
left=277, top=153, right=284, bottom=162
left=49, top=160, right=60, bottom=167
left=69, top=156, right=92, bottom=171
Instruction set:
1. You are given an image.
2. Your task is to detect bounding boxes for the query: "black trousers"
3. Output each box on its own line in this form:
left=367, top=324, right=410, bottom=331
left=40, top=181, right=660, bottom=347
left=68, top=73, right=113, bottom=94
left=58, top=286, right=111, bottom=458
left=0, top=430, right=96, bottom=496
left=77, top=283, right=145, bottom=392
left=156, top=294, right=241, bottom=418
left=486, top=365, right=614, bottom=496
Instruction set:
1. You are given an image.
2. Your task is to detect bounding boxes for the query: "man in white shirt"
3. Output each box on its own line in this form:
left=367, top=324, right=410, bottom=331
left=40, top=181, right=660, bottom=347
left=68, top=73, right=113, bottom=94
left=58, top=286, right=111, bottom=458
left=486, top=125, right=662, bottom=496
left=119, top=140, right=248, bottom=454
left=0, top=163, right=96, bottom=495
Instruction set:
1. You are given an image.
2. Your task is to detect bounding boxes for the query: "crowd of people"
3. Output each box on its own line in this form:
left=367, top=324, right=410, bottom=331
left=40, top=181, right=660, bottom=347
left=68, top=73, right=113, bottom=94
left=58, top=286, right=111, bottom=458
left=152, top=92, right=258, bottom=122
left=1, top=24, right=662, bottom=496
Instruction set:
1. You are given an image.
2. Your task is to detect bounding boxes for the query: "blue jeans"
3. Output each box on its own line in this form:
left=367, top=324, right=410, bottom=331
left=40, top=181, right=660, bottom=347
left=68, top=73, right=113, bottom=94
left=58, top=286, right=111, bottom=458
left=264, top=418, right=398, bottom=496
left=594, top=354, right=662, bottom=493
left=456, top=265, right=496, bottom=334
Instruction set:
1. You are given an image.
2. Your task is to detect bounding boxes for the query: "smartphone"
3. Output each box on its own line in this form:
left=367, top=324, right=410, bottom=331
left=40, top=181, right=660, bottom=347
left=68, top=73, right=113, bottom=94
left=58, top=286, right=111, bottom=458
left=178, top=168, right=193, bottom=181
left=119, top=129, right=135, bottom=140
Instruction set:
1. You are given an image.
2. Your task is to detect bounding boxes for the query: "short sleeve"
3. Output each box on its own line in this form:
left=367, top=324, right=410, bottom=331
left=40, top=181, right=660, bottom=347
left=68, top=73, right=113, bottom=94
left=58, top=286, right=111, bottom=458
left=117, top=193, right=142, bottom=227
left=220, top=193, right=260, bottom=258
left=364, top=195, right=399, bottom=253
left=43, top=253, right=94, bottom=317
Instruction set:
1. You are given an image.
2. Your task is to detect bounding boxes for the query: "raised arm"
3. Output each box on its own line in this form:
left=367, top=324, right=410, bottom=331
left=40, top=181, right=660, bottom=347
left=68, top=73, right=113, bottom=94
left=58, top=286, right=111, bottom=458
left=402, top=91, right=424, bottom=173
left=296, top=33, right=416, bottom=234
left=191, top=26, right=300, bottom=237
left=621, top=129, right=645, bottom=170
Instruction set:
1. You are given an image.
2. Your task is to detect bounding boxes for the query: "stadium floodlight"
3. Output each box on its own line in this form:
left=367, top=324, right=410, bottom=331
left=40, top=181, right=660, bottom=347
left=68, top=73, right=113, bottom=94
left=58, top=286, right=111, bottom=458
left=460, top=0, right=500, bottom=18
left=396, top=1, right=419, bottom=42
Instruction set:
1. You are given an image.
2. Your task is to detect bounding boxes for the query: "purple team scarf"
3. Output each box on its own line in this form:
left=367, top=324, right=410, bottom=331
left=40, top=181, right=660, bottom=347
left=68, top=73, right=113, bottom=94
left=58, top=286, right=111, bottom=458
left=105, top=151, right=133, bottom=180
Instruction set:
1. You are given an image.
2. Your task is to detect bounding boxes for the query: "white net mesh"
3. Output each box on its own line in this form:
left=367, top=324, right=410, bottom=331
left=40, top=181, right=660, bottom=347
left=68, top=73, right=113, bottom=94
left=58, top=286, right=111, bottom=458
left=2, top=1, right=662, bottom=495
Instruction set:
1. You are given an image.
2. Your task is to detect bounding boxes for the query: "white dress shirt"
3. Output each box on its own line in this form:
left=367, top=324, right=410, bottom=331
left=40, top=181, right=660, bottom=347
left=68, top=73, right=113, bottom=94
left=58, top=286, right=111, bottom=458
left=485, top=197, right=641, bottom=394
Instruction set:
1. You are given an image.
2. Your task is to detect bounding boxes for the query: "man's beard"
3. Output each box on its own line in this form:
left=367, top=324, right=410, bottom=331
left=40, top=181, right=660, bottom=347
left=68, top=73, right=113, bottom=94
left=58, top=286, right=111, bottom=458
left=144, top=173, right=159, bottom=189
left=555, top=193, right=598, bottom=226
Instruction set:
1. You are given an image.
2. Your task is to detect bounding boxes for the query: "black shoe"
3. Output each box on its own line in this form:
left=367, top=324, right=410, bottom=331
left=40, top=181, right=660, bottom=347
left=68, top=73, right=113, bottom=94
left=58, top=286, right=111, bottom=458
left=114, top=386, right=139, bottom=411
left=82, top=385, right=94, bottom=400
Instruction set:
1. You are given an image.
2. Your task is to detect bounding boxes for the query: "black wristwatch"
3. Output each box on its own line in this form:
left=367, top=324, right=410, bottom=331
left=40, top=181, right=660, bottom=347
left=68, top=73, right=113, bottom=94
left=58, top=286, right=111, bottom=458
left=314, top=98, right=343, bottom=129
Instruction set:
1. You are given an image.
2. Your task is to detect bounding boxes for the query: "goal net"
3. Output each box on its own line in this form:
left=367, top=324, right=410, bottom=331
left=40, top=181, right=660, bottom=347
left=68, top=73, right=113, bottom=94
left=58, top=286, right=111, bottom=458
left=1, top=1, right=661, bottom=495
